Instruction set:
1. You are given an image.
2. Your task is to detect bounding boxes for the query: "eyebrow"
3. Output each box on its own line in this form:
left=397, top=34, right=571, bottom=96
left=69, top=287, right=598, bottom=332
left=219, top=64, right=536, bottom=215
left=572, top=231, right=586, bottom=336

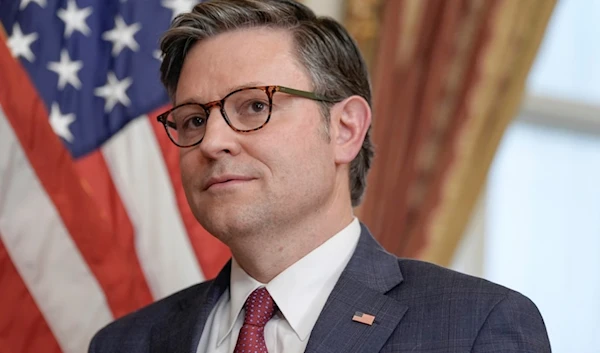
left=175, top=81, right=266, bottom=106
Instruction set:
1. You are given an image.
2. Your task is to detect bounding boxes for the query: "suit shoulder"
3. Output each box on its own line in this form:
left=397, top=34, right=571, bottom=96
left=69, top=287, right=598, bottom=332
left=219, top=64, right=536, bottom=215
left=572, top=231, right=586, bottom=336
left=396, top=258, right=513, bottom=298
left=472, top=284, right=551, bottom=350
left=394, top=258, right=546, bottom=321
left=390, top=258, right=549, bottom=346
left=89, top=281, right=213, bottom=352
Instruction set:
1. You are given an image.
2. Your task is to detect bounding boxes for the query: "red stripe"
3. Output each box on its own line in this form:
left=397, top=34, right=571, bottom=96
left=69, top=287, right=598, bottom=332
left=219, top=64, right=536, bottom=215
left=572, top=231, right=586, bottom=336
left=148, top=108, right=231, bottom=279
left=73, top=151, right=155, bottom=314
left=0, top=40, right=152, bottom=318
left=0, top=236, right=63, bottom=353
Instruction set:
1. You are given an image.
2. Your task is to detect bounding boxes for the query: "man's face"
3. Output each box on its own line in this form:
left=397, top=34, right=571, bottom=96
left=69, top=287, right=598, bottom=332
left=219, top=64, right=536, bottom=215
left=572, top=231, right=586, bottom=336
left=175, top=28, right=338, bottom=242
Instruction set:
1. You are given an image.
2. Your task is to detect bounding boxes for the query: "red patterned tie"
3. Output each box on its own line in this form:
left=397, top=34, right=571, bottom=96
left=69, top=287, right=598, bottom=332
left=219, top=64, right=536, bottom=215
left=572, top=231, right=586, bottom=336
left=234, top=287, right=277, bottom=353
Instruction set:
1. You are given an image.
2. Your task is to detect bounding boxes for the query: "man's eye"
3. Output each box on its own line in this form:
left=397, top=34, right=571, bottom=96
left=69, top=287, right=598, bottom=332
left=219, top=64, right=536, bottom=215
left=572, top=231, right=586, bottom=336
left=182, top=116, right=206, bottom=130
left=236, top=99, right=268, bottom=115
left=250, top=101, right=266, bottom=113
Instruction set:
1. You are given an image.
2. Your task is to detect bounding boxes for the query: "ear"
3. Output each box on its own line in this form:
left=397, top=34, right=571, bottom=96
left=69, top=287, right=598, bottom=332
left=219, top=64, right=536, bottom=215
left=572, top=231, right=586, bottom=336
left=330, top=95, right=372, bottom=165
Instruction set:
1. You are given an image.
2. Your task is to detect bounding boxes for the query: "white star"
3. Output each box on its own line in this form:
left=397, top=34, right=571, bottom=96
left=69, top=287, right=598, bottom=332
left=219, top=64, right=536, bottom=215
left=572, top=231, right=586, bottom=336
left=49, top=103, right=76, bottom=142
left=20, top=0, right=46, bottom=10
left=94, top=72, right=133, bottom=113
left=153, top=50, right=163, bottom=61
left=57, top=0, right=93, bottom=38
left=102, top=16, right=141, bottom=56
left=161, top=0, right=199, bottom=20
left=47, top=49, right=83, bottom=90
left=7, top=24, right=38, bottom=62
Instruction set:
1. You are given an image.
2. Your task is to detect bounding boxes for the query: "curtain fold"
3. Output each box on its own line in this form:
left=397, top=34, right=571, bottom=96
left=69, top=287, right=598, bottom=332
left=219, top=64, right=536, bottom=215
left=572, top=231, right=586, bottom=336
left=345, top=0, right=556, bottom=265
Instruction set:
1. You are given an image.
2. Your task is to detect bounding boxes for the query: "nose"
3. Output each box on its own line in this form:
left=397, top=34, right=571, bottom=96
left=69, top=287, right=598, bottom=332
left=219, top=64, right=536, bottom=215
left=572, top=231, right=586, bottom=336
left=198, top=106, right=241, bottom=159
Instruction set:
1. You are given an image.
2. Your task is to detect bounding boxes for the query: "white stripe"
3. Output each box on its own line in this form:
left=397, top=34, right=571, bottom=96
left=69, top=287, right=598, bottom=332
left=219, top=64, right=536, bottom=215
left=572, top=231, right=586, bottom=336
left=102, top=116, right=204, bottom=299
left=0, top=107, right=114, bottom=353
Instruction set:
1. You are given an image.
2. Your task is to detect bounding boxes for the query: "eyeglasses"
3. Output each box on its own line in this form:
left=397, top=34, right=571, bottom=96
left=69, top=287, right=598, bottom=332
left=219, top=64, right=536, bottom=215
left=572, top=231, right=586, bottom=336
left=157, top=85, right=338, bottom=148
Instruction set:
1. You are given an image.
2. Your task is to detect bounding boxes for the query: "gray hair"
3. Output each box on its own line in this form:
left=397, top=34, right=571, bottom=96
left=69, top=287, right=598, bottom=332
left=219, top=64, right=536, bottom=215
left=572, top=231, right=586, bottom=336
left=160, top=0, right=374, bottom=206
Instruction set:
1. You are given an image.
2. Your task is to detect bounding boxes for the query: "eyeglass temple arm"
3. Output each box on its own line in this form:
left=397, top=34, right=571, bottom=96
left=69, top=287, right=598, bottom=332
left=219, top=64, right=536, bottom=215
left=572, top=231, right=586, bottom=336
left=277, top=86, right=338, bottom=103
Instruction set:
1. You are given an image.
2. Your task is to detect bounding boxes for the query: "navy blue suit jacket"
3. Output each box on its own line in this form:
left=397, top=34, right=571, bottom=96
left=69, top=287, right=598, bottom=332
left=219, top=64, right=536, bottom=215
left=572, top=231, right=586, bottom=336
left=90, top=224, right=551, bottom=352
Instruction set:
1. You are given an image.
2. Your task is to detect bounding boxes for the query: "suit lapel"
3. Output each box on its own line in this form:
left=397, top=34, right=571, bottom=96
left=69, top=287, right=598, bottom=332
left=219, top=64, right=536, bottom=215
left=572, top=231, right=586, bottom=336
left=305, top=224, right=408, bottom=353
left=150, top=261, right=231, bottom=353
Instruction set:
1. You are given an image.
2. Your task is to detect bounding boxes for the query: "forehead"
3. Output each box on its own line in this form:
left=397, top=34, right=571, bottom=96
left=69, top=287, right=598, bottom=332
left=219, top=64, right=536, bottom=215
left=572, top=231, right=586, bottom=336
left=175, top=27, right=311, bottom=104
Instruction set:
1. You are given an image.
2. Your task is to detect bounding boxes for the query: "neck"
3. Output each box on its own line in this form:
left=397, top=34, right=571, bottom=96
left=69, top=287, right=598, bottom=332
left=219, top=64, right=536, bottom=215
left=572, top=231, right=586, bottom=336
left=229, top=201, right=354, bottom=284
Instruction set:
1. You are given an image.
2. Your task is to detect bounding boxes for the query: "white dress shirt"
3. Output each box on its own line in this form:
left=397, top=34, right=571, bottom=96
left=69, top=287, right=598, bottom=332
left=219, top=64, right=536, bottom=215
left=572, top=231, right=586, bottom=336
left=196, top=218, right=361, bottom=353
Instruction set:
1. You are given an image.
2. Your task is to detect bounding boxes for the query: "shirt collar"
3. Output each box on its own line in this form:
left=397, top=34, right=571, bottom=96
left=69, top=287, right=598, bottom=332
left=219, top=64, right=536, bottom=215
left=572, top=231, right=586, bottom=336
left=217, top=218, right=361, bottom=345
left=217, top=259, right=263, bottom=347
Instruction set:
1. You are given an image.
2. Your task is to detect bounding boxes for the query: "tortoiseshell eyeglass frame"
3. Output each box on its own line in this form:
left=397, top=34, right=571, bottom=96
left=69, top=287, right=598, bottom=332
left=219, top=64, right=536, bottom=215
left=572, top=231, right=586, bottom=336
left=156, top=85, right=339, bottom=148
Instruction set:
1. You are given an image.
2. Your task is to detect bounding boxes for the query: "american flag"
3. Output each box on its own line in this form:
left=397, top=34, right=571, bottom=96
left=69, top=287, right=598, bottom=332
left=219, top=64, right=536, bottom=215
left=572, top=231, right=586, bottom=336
left=0, top=1, right=230, bottom=352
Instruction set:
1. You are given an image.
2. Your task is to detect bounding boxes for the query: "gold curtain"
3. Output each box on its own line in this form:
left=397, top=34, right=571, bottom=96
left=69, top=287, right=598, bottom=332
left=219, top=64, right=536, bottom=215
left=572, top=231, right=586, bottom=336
left=345, top=0, right=556, bottom=265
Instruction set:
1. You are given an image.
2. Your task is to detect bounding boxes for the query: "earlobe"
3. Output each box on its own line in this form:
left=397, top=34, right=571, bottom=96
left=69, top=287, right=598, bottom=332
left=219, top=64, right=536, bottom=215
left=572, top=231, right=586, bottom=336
left=333, top=96, right=371, bottom=165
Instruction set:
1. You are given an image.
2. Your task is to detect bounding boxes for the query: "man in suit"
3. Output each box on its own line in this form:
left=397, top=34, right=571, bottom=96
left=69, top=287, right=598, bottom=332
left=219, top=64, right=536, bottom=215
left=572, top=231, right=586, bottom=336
left=89, top=0, right=551, bottom=352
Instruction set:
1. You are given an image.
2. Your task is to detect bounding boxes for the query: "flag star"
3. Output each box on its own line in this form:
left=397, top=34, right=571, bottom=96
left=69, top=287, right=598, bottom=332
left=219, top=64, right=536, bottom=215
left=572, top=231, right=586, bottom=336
left=49, top=103, right=76, bottom=142
left=94, top=72, right=133, bottom=113
left=161, top=0, right=199, bottom=20
left=20, top=0, right=46, bottom=10
left=102, top=16, right=141, bottom=56
left=47, top=49, right=83, bottom=90
left=153, top=50, right=163, bottom=61
left=57, top=0, right=93, bottom=38
left=7, top=23, right=38, bottom=62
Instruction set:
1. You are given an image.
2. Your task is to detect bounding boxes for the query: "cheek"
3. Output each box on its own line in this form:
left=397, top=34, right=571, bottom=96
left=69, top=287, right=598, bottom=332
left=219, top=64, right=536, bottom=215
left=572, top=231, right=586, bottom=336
left=264, top=126, right=311, bottom=160
left=264, top=125, right=331, bottom=180
left=179, top=149, right=201, bottom=189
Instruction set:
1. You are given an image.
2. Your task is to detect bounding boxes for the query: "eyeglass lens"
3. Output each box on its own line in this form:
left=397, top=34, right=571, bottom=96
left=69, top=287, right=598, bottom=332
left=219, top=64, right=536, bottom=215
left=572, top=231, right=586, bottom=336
left=165, top=88, right=271, bottom=146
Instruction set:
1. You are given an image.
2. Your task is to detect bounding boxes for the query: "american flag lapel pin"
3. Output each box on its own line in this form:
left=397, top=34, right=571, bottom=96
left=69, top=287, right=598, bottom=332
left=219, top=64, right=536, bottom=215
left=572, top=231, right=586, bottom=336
left=352, top=311, right=375, bottom=326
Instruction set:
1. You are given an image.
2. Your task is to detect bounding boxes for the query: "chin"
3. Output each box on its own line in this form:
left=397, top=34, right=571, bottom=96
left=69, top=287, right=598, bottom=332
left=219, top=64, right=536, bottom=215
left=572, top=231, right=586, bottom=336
left=194, top=203, right=263, bottom=243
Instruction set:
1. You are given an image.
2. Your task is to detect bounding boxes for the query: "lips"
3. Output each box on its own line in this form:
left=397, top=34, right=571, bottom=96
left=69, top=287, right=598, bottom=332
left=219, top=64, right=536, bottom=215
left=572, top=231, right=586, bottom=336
left=204, top=175, right=254, bottom=190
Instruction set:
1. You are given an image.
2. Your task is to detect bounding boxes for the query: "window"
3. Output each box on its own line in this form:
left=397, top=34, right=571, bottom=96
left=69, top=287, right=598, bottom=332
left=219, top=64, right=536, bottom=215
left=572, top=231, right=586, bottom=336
left=452, top=1, right=600, bottom=351
left=483, top=121, right=600, bottom=352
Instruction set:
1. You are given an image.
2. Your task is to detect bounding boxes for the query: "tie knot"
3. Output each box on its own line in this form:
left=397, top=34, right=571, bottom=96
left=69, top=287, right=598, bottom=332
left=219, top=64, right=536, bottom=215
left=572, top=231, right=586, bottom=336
left=243, top=287, right=277, bottom=327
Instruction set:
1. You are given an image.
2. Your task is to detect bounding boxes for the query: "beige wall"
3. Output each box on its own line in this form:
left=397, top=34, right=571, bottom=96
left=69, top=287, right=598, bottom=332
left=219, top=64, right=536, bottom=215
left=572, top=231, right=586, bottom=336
left=302, top=0, right=345, bottom=22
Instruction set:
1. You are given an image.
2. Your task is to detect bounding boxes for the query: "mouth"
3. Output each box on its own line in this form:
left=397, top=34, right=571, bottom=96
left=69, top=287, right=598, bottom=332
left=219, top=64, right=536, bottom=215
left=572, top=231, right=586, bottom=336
left=204, top=176, right=255, bottom=191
